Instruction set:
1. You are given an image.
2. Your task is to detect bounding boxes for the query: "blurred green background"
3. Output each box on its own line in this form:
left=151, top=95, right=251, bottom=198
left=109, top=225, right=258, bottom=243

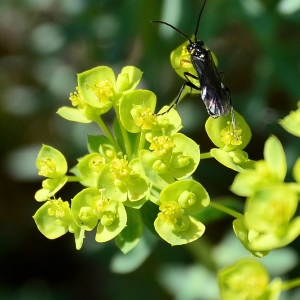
left=1, top=0, right=300, bottom=299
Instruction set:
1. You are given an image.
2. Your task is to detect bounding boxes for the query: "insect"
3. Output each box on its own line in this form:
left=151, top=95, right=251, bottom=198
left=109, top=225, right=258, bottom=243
left=152, top=0, right=237, bottom=133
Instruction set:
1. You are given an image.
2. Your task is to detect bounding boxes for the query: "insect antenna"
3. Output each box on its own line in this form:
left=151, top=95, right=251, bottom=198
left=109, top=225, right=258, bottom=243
left=194, top=0, right=207, bottom=41
left=150, top=20, right=192, bottom=43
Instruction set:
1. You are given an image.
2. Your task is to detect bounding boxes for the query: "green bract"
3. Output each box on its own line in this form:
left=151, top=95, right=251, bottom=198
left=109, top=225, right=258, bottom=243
left=154, top=180, right=209, bottom=245
left=218, top=258, right=281, bottom=300
left=231, top=136, right=286, bottom=197
left=119, top=90, right=157, bottom=133
left=35, top=145, right=68, bottom=201
left=57, top=66, right=143, bottom=123
left=206, top=110, right=252, bottom=152
left=293, top=157, right=300, bottom=183
left=231, top=135, right=300, bottom=254
left=97, top=157, right=151, bottom=202
left=279, top=101, right=300, bottom=137
left=71, top=188, right=127, bottom=242
left=140, top=133, right=200, bottom=184
left=33, top=198, right=84, bottom=250
left=160, top=180, right=210, bottom=212
left=76, top=153, right=105, bottom=187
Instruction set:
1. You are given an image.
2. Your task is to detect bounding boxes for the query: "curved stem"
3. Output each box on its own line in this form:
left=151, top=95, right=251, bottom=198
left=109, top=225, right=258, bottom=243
left=133, top=130, right=146, bottom=159
left=200, top=152, right=213, bottom=159
left=67, top=176, right=81, bottom=182
left=114, top=106, right=132, bottom=159
left=281, top=277, right=300, bottom=291
left=184, top=236, right=217, bottom=272
left=94, top=115, right=121, bottom=153
left=209, top=201, right=243, bottom=219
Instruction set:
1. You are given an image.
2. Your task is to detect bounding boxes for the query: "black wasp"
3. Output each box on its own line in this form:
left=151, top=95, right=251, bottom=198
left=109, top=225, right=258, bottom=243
left=152, top=0, right=237, bottom=133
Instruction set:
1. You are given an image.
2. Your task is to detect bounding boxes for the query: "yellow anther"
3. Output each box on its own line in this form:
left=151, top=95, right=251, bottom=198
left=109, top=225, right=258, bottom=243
left=86, top=79, right=114, bottom=103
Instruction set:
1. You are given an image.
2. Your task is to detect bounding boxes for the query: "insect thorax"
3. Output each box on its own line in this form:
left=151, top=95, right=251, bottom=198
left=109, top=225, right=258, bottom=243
left=186, top=41, right=206, bottom=58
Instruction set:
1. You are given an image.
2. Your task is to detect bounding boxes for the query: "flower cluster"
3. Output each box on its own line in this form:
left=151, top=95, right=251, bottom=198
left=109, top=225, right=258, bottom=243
left=33, top=66, right=225, bottom=251
left=218, top=258, right=282, bottom=299
left=33, top=63, right=300, bottom=297
left=231, top=135, right=300, bottom=257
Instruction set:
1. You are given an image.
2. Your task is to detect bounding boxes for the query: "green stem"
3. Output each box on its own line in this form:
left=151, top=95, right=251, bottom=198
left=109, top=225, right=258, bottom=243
left=67, top=176, right=81, bottom=182
left=200, top=152, right=213, bottom=159
left=150, top=181, right=163, bottom=195
left=281, top=277, right=300, bottom=291
left=133, top=130, right=146, bottom=159
left=184, top=236, right=217, bottom=272
left=94, top=115, right=121, bottom=153
left=209, top=201, right=243, bottom=219
left=114, top=106, right=132, bottom=159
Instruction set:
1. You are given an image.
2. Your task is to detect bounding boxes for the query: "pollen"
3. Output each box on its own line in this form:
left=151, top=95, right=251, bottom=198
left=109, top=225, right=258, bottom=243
left=89, top=155, right=105, bottom=172
left=148, top=133, right=175, bottom=157
left=46, top=198, right=71, bottom=225
left=37, top=157, right=57, bottom=177
left=131, top=105, right=157, bottom=130
left=92, top=193, right=109, bottom=217
left=266, top=198, right=287, bottom=225
left=85, top=79, right=114, bottom=104
left=221, top=121, right=243, bottom=146
left=69, top=86, right=85, bottom=109
left=158, top=201, right=184, bottom=225
left=181, top=46, right=189, bottom=57
left=110, top=156, right=133, bottom=182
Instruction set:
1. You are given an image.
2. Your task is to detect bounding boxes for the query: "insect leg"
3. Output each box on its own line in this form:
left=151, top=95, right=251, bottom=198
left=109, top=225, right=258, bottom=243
left=155, top=72, right=200, bottom=115
left=226, top=87, right=237, bottom=136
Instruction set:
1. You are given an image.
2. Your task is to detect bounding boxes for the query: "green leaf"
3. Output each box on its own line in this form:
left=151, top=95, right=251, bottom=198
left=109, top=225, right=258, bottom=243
left=56, top=106, right=92, bottom=123
left=113, top=116, right=138, bottom=156
left=74, top=227, right=85, bottom=250
left=115, top=207, right=143, bottom=254
left=111, top=231, right=156, bottom=274
left=87, top=135, right=118, bottom=159
left=264, top=136, right=286, bottom=181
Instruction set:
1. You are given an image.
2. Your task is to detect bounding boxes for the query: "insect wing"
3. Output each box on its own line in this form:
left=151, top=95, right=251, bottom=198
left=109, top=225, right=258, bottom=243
left=199, top=50, right=231, bottom=117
